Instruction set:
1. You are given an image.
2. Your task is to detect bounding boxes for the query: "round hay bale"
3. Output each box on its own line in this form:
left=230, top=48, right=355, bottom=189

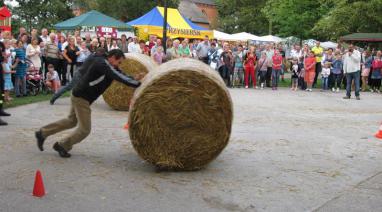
left=103, top=53, right=157, bottom=111
left=128, top=58, right=233, bottom=171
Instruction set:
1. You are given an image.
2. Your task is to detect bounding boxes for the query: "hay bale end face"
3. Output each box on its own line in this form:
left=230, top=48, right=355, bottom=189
left=103, top=53, right=157, bottom=111
left=129, top=58, right=233, bottom=171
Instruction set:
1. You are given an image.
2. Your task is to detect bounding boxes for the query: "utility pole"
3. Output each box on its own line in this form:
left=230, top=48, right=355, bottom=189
left=162, top=0, right=168, bottom=52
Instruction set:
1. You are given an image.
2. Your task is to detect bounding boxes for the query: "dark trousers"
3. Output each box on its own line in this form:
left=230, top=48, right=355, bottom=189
left=200, top=57, right=209, bottom=65
left=259, top=71, right=267, bottom=84
left=346, top=71, right=360, bottom=97
left=266, top=67, right=272, bottom=87
left=0, top=65, right=4, bottom=110
left=333, top=74, right=342, bottom=89
left=299, top=77, right=306, bottom=90
left=59, top=59, right=67, bottom=85
left=371, top=78, right=382, bottom=90
left=313, top=62, right=322, bottom=87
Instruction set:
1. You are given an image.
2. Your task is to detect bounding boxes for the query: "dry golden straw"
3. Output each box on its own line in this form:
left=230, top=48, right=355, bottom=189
left=128, top=58, right=233, bottom=171
left=103, top=53, right=157, bottom=111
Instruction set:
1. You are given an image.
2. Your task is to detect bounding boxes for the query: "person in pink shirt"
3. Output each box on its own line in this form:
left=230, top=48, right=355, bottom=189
left=271, top=49, right=283, bottom=90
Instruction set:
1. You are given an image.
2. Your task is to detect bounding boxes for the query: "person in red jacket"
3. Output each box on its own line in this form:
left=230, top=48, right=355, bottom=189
left=271, top=49, right=283, bottom=90
left=244, top=46, right=257, bottom=89
left=304, top=51, right=317, bottom=92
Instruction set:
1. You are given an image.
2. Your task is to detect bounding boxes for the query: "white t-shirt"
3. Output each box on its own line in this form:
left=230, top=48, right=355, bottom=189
left=128, top=42, right=142, bottom=54
left=47, top=71, right=59, bottom=81
left=322, top=68, right=331, bottom=78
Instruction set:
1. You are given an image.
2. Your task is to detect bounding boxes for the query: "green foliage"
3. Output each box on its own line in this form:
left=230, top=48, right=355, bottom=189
left=216, top=0, right=268, bottom=35
left=313, top=0, right=382, bottom=40
left=10, top=0, right=73, bottom=32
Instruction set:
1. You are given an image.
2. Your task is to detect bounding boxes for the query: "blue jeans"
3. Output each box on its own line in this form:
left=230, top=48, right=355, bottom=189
left=272, top=69, right=281, bottom=87
left=15, top=75, right=27, bottom=96
left=346, top=71, right=360, bottom=97
left=322, top=77, right=329, bottom=90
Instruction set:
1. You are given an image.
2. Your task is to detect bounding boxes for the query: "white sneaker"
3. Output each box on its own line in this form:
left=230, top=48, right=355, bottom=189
left=261, top=83, right=264, bottom=89
left=377, top=90, right=381, bottom=94
left=255, top=86, right=258, bottom=89
left=371, top=89, right=374, bottom=93
left=332, top=88, right=335, bottom=92
left=245, top=86, right=248, bottom=89
left=336, top=88, right=340, bottom=92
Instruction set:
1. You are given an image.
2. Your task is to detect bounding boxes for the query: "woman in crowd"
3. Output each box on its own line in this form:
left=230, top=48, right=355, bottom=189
left=244, top=45, right=257, bottom=89
left=178, top=40, right=191, bottom=58
left=62, top=37, right=79, bottom=84
left=152, top=46, right=165, bottom=65
left=139, top=40, right=150, bottom=56
left=371, top=51, right=382, bottom=93
left=99, top=37, right=108, bottom=52
left=89, top=38, right=99, bottom=53
left=271, top=49, right=283, bottom=90
left=331, top=53, right=343, bottom=92
left=166, top=39, right=179, bottom=61
left=77, top=41, right=91, bottom=68
left=233, top=44, right=244, bottom=88
left=109, top=39, right=120, bottom=50
left=361, top=50, right=373, bottom=92
left=14, top=40, right=28, bottom=97
left=304, top=51, right=316, bottom=92
left=57, top=36, right=67, bottom=84
left=220, top=43, right=234, bottom=87
left=26, top=37, right=41, bottom=72
left=257, top=52, right=269, bottom=90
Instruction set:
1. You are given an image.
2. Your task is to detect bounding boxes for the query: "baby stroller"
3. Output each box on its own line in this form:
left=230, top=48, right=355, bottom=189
left=25, top=59, right=44, bottom=96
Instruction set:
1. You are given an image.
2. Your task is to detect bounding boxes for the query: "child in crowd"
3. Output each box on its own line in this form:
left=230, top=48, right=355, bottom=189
left=291, top=59, right=300, bottom=91
left=304, top=51, right=316, bottom=92
left=321, top=62, right=331, bottom=91
left=45, top=64, right=61, bottom=93
left=2, top=54, right=17, bottom=102
left=233, top=45, right=244, bottom=88
left=331, top=54, right=343, bottom=92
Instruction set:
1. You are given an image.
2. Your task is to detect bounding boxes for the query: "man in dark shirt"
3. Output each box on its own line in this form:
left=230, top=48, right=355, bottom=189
left=35, top=49, right=142, bottom=157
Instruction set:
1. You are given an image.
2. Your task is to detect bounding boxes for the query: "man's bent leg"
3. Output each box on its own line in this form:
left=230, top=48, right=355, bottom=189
left=59, top=96, right=91, bottom=151
left=40, top=97, right=78, bottom=138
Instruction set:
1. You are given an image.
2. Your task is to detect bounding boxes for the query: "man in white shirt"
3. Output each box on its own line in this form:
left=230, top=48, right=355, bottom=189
left=128, top=37, right=142, bottom=54
left=343, top=44, right=361, bottom=100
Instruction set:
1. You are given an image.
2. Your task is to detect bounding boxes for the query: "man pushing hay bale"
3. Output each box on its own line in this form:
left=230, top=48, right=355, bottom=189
left=103, top=53, right=157, bottom=111
left=128, top=58, right=233, bottom=171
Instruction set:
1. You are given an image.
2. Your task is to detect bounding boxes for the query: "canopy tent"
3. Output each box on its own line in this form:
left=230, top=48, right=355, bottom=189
left=321, top=41, right=338, bottom=49
left=341, top=33, right=382, bottom=42
left=54, top=10, right=133, bottom=30
left=260, top=35, right=284, bottom=43
left=213, top=30, right=235, bottom=41
left=127, top=7, right=213, bottom=39
left=0, top=6, right=11, bottom=32
left=231, top=32, right=261, bottom=41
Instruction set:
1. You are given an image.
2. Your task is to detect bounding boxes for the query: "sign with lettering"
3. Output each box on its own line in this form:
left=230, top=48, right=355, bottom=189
left=96, top=26, right=117, bottom=38
left=167, top=27, right=201, bottom=37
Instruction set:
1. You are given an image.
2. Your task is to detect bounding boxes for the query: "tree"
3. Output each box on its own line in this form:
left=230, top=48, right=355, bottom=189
left=216, top=0, right=269, bottom=35
left=11, top=0, right=73, bottom=33
left=262, top=0, right=327, bottom=41
left=313, top=0, right=382, bottom=41
left=76, top=0, right=179, bottom=22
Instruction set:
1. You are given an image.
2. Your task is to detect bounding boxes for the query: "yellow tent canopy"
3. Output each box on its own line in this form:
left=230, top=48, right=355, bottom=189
left=127, top=7, right=213, bottom=39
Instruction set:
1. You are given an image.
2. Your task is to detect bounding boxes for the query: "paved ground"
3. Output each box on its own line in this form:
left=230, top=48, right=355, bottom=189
left=1, top=88, right=382, bottom=212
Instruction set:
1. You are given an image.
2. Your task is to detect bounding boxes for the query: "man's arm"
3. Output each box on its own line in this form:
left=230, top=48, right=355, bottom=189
left=103, top=61, right=141, bottom=88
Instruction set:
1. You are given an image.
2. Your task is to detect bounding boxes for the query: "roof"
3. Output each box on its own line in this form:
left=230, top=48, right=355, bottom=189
left=341, top=33, right=382, bottom=42
left=0, top=6, right=11, bottom=19
left=179, top=0, right=209, bottom=24
left=127, top=7, right=207, bottom=30
left=54, top=10, right=133, bottom=30
left=191, top=0, right=216, bottom=6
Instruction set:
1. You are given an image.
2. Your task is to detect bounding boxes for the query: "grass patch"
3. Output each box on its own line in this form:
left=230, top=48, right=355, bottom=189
left=4, top=92, right=71, bottom=109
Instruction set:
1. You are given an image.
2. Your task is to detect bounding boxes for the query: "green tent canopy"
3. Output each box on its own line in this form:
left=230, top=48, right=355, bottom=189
left=55, top=10, right=133, bottom=31
left=341, top=33, right=382, bottom=42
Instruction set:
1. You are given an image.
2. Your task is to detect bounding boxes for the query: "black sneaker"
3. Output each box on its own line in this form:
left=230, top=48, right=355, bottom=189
left=53, top=142, right=71, bottom=158
left=0, top=110, right=10, bottom=116
left=0, top=118, right=8, bottom=126
left=356, top=96, right=361, bottom=100
left=343, top=96, right=351, bottom=99
left=35, top=130, right=46, bottom=151
left=49, top=99, right=55, bottom=105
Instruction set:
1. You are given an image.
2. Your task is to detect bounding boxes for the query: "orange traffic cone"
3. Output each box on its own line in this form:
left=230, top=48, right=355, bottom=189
left=32, top=170, right=46, bottom=197
left=375, top=124, right=382, bottom=139
left=123, top=123, right=129, bottom=130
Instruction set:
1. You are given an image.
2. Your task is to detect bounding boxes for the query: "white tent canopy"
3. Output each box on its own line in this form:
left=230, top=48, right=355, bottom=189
left=231, top=32, right=261, bottom=41
left=321, top=41, right=338, bottom=49
left=213, top=30, right=236, bottom=41
left=260, top=35, right=284, bottom=43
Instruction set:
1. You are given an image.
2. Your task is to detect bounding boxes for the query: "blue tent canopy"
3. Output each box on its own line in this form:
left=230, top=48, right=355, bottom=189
left=55, top=10, right=133, bottom=30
